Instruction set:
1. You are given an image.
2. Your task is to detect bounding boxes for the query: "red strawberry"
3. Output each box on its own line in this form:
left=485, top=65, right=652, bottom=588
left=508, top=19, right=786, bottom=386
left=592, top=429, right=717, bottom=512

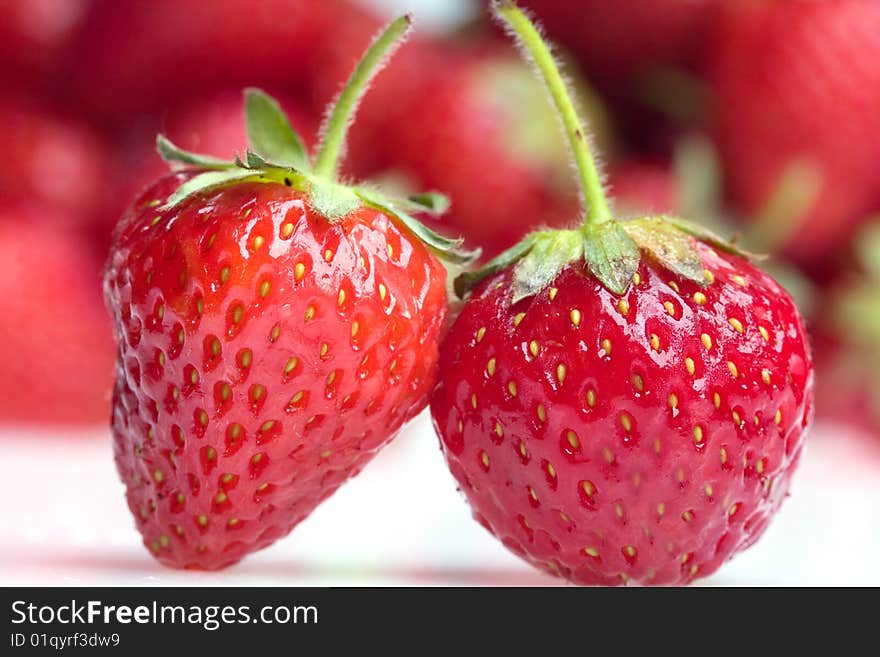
left=430, top=3, right=813, bottom=586
left=110, top=90, right=317, bottom=243
left=0, top=95, right=112, bottom=228
left=708, top=0, right=880, bottom=265
left=343, top=39, right=611, bottom=260
left=0, top=204, right=114, bottom=425
left=103, top=18, right=472, bottom=569
left=608, top=161, right=679, bottom=217
left=67, top=0, right=380, bottom=123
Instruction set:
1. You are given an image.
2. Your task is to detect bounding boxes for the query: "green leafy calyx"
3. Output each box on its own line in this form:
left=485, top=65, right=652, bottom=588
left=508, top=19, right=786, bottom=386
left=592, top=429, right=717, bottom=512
left=154, top=16, right=474, bottom=265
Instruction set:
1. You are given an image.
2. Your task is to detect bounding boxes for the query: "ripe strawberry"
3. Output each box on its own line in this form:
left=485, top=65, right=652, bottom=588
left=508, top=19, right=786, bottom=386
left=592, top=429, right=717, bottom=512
left=0, top=204, right=114, bottom=425
left=0, top=95, right=112, bottom=228
left=103, top=18, right=472, bottom=569
left=430, top=3, right=813, bottom=586
left=342, top=39, right=611, bottom=260
left=608, top=161, right=679, bottom=217
left=708, top=0, right=880, bottom=264
left=67, top=0, right=380, bottom=123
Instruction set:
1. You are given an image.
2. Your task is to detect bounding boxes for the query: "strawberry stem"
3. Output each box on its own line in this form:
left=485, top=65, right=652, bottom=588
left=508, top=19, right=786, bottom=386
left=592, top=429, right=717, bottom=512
left=313, top=15, right=413, bottom=180
left=492, top=1, right=612, bottom=226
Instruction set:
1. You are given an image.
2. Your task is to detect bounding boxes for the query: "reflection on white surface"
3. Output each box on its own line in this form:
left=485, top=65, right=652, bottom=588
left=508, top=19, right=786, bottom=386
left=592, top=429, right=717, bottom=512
left=1, top=415, right=878, bottom=586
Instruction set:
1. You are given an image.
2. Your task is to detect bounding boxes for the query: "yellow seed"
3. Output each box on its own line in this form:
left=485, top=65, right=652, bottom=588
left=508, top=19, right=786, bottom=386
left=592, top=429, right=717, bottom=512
left=775, top=409, right=782, bottom=425
left=476, top=326, right=486, bottom=342
left=704, top=269, right=715, bottom=284
left=668, top=393, right=678, bottom=409
left=320, top=343, right=329, bottom=357
left=529, top=487, right=539, bottom=502
left=649, top=333, right=660, bottom=351
left=713, top=392, right=721, bottom=409
left=253, top=235, right=265, bottom=251
left=351, top=321, right=359, bottom=337
left=215, top=492, right=227, bottom=505
left=728, top=503, right=739, bottom=517
left=556, top=363, right=567, bottom=384
left=585, top=390, right=596, bottom=408
left=663, top=301, right=676, bottom=316
left=693, top=291, right=707, bottom=305
left=158, top=351, right=166, bottom=367
left=486, top=358, right=496, bottom=376
left=519, top=442, right=527, bottom=458
left=304, top=305, right=315, bottom=321
left=584, top=547, right=599, bottom=557
left=624, top=546, right=637, bottom=558
left=720, top=447, right=728, bottom=465
left=337, top=289, right=346, bottom=307
left=656, top=503, right=666, bottom=516
left=762, top=369, right=772, bottom=385
left=566, top=430, right=580, bottom=449
left=549, top=287, right=558, bottom=301
left=759, top=326, right=770, bottom=342
left=471, top=393, right=477, bottom=409
left=281, top=222, right=294, bottom=238
left=197, top=515, right=208, bottom=527
left=693, top=425, right=704, bottom=444
left=494, top=422, right=503, bottom=438
left=728, top=317, right=744, bottom=333
left=668, top=281, right=680, bottom=293
left=324, top=249, right=333, bottom=262
left=269, top=324, right=281, bottom=342
left=632, top=374, right=644, bottom=392
left=603, top=447, right=614, bottom=464
left=653, top=438, right=662, bottom=454
left=701, top=333, right=712, bottom=350
left=529, top=340, right=540, bottom=357
left=378, top=283, right=387, bottom=301
left=259, top=280, right=271, bottom=298
left=514, top=312, right=526, bottom=326
left=615, top=503, right=624, bottom=518
left=289, top=391, right=304, bottom=405
left=480, top=451, right=490, bottom=468
left=756, top=459, right=765, bottom=474
left=239, top=349, right=252, bottom=368
left=190, top=369, right=199, bottom=385
left=685, top=357, right=695, bottom=375
left=732, top=410, right=742, bottom=425
left=728, top=361, right=739, bottom=378
left=682, top=510, right=693, bottom=522
left=581, top=480, right=595, bottom=497
left=633, top=272, right=641, bottom=285
left=294, top=262, right=306, bottom=281
left=732, top=274, right=747, bottom=286
left=570, top=309, right=582, bottom=326
left=617, top=299, right=629, bottom=315
left=705, top=484, right=713, bottom=497
left=153, top=469, right=164, bottom=483
left=508, top=381, right=517, bottom=397
left=546, top=463, right=556, bottom=478
left=601, top=338, right=612, bottom=355
left=220, top=266, right=230, bottom=284
left=387, top=243, right=394, bottom=258
left=536, top=403, right=547, bottom=422
left=620, top=413, right=632, bottom=432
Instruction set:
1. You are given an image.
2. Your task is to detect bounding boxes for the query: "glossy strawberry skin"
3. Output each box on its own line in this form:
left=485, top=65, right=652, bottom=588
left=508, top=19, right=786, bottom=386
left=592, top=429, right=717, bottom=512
left=0, top=205, right=114, bottom=425
left=430, top=245, right=812, bottom=585
left=709, top=0, right=880, bottom=263
left=104, top=174, right=447, bottom=569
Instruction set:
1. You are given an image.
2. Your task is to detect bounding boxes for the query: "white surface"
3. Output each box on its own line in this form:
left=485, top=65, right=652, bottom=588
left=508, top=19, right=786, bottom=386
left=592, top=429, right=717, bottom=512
left=1, top=415, right=879, bottom=586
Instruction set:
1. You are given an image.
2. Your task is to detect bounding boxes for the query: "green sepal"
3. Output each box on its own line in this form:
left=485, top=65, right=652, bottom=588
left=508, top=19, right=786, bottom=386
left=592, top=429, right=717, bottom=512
left=244, top=88, right=310, bottom=170
left=511, top=230, right=583, bottom=303
left=662, top=215, right=760, bottom=260
left=623, top=216, right=706, bottom=285
left=402, top=192, right=450, bottom=215
left=245, top=150, right=268, bottom=169
left=356, top=188, right=477, bottom=265
left=307, top=178, right=363, bottom=221
left=161, top=169, right=262, bottom=210
left=454, top=233, right=538, bottom=298
left=156, top=135, right=234, bottom=170
left=582, top=221, right=640, bottom=295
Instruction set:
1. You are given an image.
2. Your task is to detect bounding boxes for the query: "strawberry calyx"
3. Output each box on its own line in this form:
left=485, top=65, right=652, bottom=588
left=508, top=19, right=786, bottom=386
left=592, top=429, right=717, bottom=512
left=155, top=15, right=476, bottom=265
left=457, top=2, right=749, bottom=300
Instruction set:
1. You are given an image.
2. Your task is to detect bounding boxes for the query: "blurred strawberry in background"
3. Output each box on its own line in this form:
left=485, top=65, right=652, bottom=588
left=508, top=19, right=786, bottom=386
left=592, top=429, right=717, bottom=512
left=0, top=207, right=114, bottom=425
left=63, top=0, right=380, bottom=124
left=707, top=0, right=880, bottom=268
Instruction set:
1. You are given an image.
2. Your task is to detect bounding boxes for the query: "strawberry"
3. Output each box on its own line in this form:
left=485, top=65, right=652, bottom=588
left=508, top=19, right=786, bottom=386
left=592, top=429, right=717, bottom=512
left=708, top=0, right=880, bottom=265
left=0, top=204, right=114, bottom=425
left=103, top=17, right=473, bottom=569
left=608, top=160, right=679, bottom=217
left=67, top=0, right=380, bottom=123
left=341, top=39, right=612, bottom=260
left=0, top=95, right=112, bottom=229
left=430, top=3, right=813, bottom=586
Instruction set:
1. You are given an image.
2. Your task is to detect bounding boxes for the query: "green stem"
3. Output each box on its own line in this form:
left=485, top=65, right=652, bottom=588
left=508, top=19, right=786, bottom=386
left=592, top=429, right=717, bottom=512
left=493, top=1, right=612, bottom=226
left=313, top=15, right=412, bottom=180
